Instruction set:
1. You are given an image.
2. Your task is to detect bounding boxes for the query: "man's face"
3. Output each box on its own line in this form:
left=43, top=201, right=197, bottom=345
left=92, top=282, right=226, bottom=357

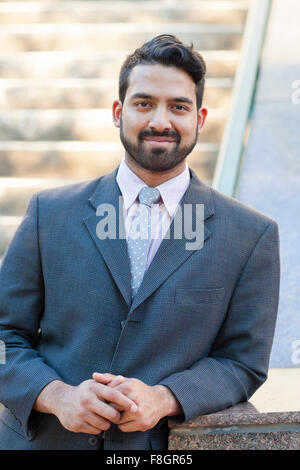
left=113, top=64, right=206, bottom=172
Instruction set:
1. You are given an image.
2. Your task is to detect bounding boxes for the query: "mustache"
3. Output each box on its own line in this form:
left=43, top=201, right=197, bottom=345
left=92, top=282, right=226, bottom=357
left=138, top=129, right=180, bottom=142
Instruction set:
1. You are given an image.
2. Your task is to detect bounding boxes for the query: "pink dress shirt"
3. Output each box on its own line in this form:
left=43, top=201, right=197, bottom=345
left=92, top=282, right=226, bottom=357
left=116, top=159, right=191, bottom=269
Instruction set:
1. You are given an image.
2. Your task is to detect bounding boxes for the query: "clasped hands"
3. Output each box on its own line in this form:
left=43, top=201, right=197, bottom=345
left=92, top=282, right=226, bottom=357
left=93, top=372, right=165, bottom=433
left=54, top=372, right=179, bottom=435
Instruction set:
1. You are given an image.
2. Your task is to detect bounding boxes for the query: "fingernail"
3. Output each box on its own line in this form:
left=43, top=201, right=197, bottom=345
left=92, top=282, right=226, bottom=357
left=131, top=404, right=138, bottom=412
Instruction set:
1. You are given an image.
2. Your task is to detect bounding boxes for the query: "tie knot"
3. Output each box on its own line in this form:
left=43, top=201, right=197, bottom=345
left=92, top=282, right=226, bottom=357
left=138, top=186, right=161, bottom=207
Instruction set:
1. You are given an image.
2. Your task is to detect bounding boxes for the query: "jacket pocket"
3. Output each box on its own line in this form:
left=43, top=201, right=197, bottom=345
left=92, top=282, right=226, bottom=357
left=175, top=287, right=225, bottom=305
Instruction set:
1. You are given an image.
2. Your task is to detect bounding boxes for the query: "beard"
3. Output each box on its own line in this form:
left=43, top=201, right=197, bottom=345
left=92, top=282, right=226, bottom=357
left=119, top=118, right=198, bottom=172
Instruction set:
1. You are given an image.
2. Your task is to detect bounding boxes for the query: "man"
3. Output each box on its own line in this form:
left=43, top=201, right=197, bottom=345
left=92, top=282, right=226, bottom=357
left=0, top=35, right=280, bottom=450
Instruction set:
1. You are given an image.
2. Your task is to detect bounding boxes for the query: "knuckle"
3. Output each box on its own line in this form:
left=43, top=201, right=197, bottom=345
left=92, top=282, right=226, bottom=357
left=80, top=397, right=91, bottom=408
left=108, top=389, right=119, bottom=401
left=86, top=381, right=95, bottom=392
left=120, top=383, right=130, bottom=394
left=82, top=379, right=91, bottom=387
left=77, top=409, right=85, bottom=420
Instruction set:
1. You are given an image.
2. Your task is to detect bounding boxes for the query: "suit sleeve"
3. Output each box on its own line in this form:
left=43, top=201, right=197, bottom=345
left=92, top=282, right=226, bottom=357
left=0, top=193, right=62, bottom=438
left=159, top=220, right=280, bottom=423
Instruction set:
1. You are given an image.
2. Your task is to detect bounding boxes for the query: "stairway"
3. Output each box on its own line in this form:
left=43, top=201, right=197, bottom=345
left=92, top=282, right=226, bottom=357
left=0, top=0, right=251, bottom=260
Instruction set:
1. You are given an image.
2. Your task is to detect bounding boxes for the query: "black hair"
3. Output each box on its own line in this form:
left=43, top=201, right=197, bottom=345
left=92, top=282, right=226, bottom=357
left=119, top=34, right=206, bottom=109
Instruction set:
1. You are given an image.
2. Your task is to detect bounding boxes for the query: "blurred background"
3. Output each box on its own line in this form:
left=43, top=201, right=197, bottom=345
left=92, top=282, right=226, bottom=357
left=0, top=0, right=299, bottom=376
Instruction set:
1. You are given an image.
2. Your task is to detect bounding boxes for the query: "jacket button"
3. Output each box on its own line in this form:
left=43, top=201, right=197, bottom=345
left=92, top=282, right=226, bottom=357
left=88, top=436, right=98, bottom=446
left=121, top=320, right=126, bottom=328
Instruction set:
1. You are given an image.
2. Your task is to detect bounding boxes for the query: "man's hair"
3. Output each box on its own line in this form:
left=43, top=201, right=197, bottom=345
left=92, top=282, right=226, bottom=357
left=119, top=34, right=206, bottom=109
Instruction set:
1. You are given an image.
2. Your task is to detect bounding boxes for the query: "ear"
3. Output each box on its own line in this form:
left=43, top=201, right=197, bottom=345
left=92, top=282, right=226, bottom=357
left=112, top=100, right=122, bottom=128
left=197, top=107, right=208, bottom=135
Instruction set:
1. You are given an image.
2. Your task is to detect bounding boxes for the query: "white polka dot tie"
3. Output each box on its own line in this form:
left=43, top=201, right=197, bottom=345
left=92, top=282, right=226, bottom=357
left=128, top=186, right=161, bottom=298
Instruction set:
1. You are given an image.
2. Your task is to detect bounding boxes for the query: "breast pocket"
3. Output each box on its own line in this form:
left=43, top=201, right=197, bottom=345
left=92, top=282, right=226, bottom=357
left=175, top=287, right=225, bottom=305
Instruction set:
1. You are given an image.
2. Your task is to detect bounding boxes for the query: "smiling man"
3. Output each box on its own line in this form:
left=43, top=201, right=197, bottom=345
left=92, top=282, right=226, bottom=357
left=0, top=35, right=280, bottom=450
left=115, top=63, right=206, bottom=176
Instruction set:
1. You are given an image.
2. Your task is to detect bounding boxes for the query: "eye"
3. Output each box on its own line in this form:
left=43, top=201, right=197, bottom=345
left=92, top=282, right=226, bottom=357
left=172, top=104, right=188, bottom=112
left=135, top=101, right=152, bottom=108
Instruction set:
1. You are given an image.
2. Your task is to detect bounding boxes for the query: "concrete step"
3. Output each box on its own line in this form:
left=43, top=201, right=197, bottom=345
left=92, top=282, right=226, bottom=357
left=0, top=177, right=78, bottom=217
left=0, top=141, right=218, bottom=181
left=0, top=0, right=247, bottom=260
left=0, top=108, right=225, bottom=142
left=0, top=77, right=233, bottom=109
left=0, top=23, right=243, bottom=52
left=0, top=177, right=77, bottom=257
left=0, top=1, right=249, bottom=24
left=0, top=215, right=22, bottom=258
left=0, top=50, right=240, bottom=79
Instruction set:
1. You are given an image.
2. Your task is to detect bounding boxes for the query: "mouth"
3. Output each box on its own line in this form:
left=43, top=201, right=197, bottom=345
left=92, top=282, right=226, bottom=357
left=143, top=136, right=177, bottom=147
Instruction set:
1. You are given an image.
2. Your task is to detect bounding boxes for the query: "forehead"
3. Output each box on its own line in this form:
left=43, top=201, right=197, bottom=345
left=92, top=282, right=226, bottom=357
left=126, top=64, right=196, bottom=101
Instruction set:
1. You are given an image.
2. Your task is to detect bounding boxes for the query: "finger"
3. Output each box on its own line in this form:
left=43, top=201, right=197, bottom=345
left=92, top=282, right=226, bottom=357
left=117, top=412, right=136, bottom=425
left=85, top=412, right=112, bottom=432
left=70, top=415, right=110, bottom=435
left=94, top=383, right=138, bottom=413
left=107, top=402, right=123, bottom=412
left=93, top=373, right=126, bottom=388
left=78, top=390, right=121, bottom=424
left=79, top=424, right=106, bottom=435
left=92, top=399, right=121, bottom=424
left=107, top=376, right=126, bottom=388
left=118, top=421, right=139, bottom=433
left=93, top=372, right=116, bottom=384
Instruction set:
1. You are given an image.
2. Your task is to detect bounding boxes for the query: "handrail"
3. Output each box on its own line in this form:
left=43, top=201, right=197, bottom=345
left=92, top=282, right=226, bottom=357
left=211, top=0, right=272, bottom=197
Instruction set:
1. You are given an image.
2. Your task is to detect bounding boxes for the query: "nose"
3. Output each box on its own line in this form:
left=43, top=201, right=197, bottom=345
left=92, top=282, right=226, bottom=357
left=148, top=105, right=172, bottom=132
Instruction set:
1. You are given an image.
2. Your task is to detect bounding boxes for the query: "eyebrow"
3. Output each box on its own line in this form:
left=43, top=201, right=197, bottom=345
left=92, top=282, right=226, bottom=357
left=130, top=93, right=193, bottom=105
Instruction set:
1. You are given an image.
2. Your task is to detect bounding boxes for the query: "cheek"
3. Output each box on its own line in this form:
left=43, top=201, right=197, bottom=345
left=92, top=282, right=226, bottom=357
left=173, top=113, right=198, bottom=133
left=122, top=113, right=146, bottom=137
left=177, top=122, right=198, bottom=142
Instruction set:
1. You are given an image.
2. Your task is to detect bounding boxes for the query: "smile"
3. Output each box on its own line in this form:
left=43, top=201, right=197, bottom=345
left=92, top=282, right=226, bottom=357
left=143, top=137, right=177, bottom=146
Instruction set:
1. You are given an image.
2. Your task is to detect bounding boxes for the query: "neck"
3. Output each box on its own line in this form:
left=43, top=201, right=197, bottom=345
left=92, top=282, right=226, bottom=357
left=124, top=155, right=187, bottom=187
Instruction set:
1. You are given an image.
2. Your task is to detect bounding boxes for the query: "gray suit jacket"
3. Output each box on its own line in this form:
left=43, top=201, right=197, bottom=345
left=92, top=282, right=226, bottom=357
left=0, top=167, right=280, bottom=450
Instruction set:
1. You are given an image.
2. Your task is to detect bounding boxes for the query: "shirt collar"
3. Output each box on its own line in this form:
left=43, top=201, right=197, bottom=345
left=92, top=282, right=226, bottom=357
left=116, top=158, right=190, bottom=217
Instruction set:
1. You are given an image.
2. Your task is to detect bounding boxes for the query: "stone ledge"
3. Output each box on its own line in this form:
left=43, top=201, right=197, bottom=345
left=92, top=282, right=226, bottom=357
left=168, top=369, right=300, bottom=450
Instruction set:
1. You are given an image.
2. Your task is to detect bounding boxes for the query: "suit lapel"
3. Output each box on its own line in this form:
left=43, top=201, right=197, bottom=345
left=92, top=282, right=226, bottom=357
left=83, top=168, right=132, bottom=308
left=129, top=169, right=215, bottom=316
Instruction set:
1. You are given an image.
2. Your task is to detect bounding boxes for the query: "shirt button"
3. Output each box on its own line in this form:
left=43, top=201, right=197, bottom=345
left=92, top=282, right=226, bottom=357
left=88, top=436, right=98, bottom=446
